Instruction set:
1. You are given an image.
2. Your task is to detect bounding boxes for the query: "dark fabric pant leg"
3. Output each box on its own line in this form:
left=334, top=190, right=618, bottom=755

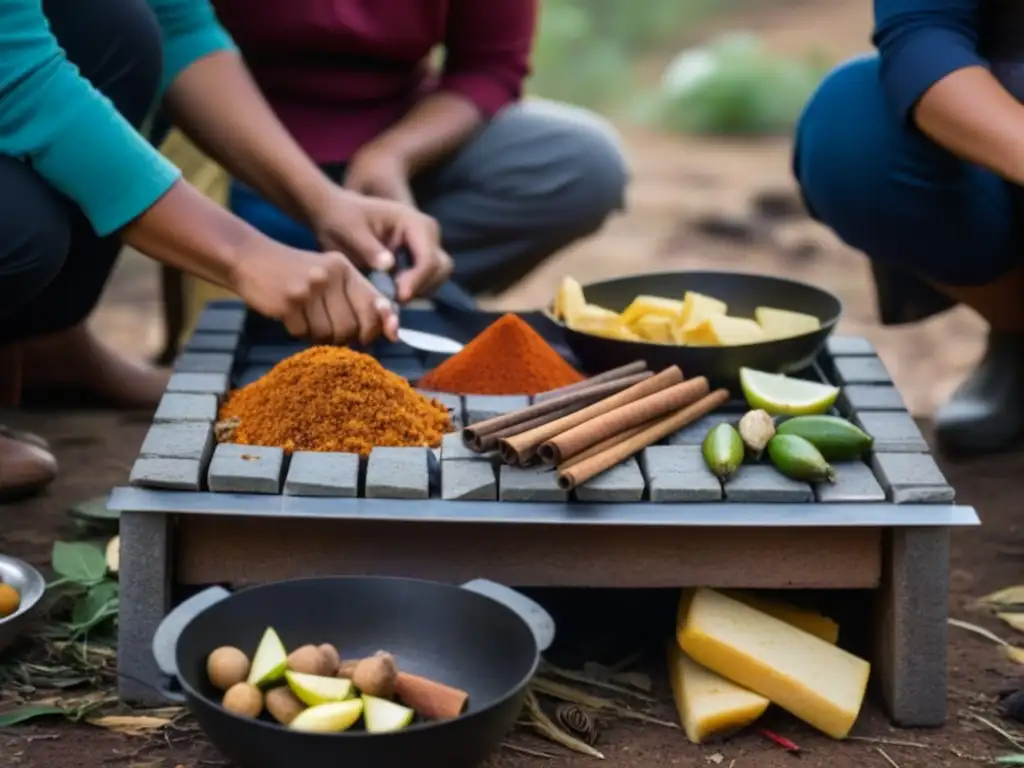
left=793, top=55, right=1020, bottom=322
left=0, top=0, right=163, bottom=344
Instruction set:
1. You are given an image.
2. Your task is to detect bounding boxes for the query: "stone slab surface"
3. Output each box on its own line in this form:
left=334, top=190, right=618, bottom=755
left=139, top=422, right=213, bottom=462
left=154, top=393, right=218, bottom=423
left=464, top=395, right=531, bottom=425
left=207, top=444, right=284, bottom=494
left=574, top=459, right=645, bottom=502
left=815, top=460, right=886, bottom=502
left=418, top=391, right=464, bottom=427
left=129, top=458, right=203, bottom=490
left=856, top=412, right=929, bottom=453
left=283, top=452, right=360, bottom=497
left=871, top=452, right=955, bottom=504
left=826, top=336, right=876, bottom=357
left=664, top=412, right=737, bottom=446
left=724, top=463, right=813, bottom=502
left=195, top=306, right=245, bottom=333
left=440, top=432, right=492, bottom=462
left=834, top=356, right=892, bottom=385
left=166, top=372, right=229, bottom=396
left=441, top=461, right=497, bottom=501
left=499, top=465, right=567, bottom=502
left=840, top=385, right=906, bottom=413
left=365, top=447, right=430, bottom=499
left=173, top=352, right=235, bottom=375
left=641, top=445, right=722, bottom=502
left=185, top=331, right=241, bottom=353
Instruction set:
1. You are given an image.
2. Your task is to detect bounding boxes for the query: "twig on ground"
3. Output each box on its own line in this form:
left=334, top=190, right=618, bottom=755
left=532, top=677, right=678, bottom=729
left=523, top=690, right=605, bottom=760
left=963, top=711, right=1024, bottom=751
left=847, top=736, right=929, bottom=749
left=502, top=741, right=557, bottom=759
left=876, top=747, right=901, bottom=768
left=541, top=663, right=656, bottom=702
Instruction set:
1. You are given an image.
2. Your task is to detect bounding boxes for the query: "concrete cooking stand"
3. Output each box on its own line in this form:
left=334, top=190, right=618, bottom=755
left=110, top=302, right=979, bottom=728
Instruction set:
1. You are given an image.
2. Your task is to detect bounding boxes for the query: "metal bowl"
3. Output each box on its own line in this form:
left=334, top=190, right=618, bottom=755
left=0, top=555, right=46, bottom=656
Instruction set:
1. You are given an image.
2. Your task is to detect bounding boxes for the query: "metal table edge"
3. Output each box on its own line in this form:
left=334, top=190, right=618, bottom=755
left=108, top=487, right=980, bottom=527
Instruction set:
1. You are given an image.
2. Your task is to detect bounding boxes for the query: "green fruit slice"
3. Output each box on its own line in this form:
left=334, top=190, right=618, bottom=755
left=286, top=671, right=355, bottom=706
left=247, top=627, right=288, bottom=687
left=289, top=699, right=364, bottom=733
left=775, top=415, right=873, bottom=460
left=362, top=694, right=416, bottom=733
left=740, top=367, right=839, bottom=416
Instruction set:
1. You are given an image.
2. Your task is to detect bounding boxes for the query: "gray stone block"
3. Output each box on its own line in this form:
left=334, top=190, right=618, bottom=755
left=499, top=465, right=567, bottom=502
left=574, top=459, right=645, bottom=502
left=173, top=352, right=235, bottom=375
left=826, top=335, right=876, bottom=357
left=856, top=412, right=928, bottom=453
left=365, top=447, right=430, bottom=499
left=834, top=356, right=892, bottom=385
left=440, top=432, right=492, bottom=462
left=418, top=391, right=464, bottom=427
left=139, top=422, right=213, bottom=462
left=118, top=512, right=172, bottom=706
left=815, top=460, right=886, bottom=502
left=840, top=385, right=906, bottom=413
left=441, top=461, right=497, bottom=501
left=195, top=306, right=246, bottom=333
left=166, top=372, right=229, bottom=396
left=664, top=412, right=736, bottom=445
left=870, top=453, right=955, bottom=504
left=724, top=464, right=813, bottom=502
left=207, top=444, right=284, bottom=494
left=284, top=452, right=360, bottom=497
left=129, top=458, right=203, bottom=491
left=185, top=331, right=241, bottom=353
left=154, top=393, right=218, bottom=423
left=873, top=527, right=950, bottom=726
left=641, top=445, right=722, bottom=502
left=464, top=395, right=530, bottom=426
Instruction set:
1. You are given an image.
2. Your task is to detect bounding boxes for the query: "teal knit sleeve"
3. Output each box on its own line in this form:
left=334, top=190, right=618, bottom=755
left=148, top=0, right=237, bottom=94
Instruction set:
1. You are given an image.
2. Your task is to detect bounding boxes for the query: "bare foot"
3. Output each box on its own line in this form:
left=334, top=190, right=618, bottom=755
left=20, top=325, right=170, bottom=409
left=0, top=433, right=57, bottom=500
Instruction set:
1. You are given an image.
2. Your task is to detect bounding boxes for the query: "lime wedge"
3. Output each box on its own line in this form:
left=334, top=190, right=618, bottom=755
left=739, top=367, right=839, bottom=415
left=247, top=627, right=288, bottom=688
left=362, top=695, right=415, bottom=733
left=286, top=671, right=355, bottom=706
left=289, top=699, right=364, bottom=733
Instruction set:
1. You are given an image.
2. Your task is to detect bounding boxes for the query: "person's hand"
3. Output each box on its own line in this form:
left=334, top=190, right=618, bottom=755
left=230, top=238, right=398, bottom=346
left=313, top=187, right=453, bottom=302
left=344, top=144, right=415, bottom=206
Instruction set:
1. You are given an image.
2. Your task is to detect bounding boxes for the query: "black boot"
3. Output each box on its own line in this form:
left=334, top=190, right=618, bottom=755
left=935, top=330, right=1024, bottom=455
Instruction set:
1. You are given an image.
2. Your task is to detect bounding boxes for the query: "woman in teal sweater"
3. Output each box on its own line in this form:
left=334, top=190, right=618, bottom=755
left=0, top=0, right=449, bottom=497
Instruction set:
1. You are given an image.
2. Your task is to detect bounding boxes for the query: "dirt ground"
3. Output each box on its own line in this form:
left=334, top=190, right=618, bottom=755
left=1, top=0, right=1019, bottom=766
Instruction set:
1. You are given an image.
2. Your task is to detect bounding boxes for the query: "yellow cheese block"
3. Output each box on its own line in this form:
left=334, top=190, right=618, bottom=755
left=755, top=306, right=821, bottom=340
left=631, top=314, right=674, bottom=343
left=620, top=295, right=685, bottom=325
left=681, top=315, right=765, bottom=346
left=678, top=588, right=870, bottom=739
left=666, top=641, right=769, bottom=744
left=677, top=589, right=839, bottom=645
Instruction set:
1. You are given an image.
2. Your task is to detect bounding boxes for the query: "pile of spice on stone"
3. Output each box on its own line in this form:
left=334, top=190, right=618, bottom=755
left=417, top=313, right=584, bottom=396
left=218, top=346, right=451, bottom=456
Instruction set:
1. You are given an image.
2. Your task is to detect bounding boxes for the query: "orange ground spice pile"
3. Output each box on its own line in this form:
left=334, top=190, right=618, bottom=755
left=417, top=313, right=584, bottom=396
left=219, top=346, right=451, bottom=456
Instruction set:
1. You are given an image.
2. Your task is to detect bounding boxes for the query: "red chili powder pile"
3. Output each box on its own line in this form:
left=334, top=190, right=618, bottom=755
left=417, top=313, right=584, bottom=396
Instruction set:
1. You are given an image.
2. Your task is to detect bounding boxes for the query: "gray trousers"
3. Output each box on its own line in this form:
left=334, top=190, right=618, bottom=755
left=234, top=99, right=631, bottom=296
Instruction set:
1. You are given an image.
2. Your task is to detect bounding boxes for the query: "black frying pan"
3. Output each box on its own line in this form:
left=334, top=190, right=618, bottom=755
left=153, top=577, right=555, bottom=768
left=548, top=270, right=842, bottom=387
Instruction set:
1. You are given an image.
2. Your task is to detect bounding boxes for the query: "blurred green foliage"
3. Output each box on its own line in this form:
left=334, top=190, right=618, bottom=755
left=528, top=0, right=831, bottom=137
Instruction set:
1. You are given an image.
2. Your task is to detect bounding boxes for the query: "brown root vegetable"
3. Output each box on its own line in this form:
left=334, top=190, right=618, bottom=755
left=223, top=683, right=263, bottom=718
left=318, top=644, right=341, bottom=676
left=738, top=409, right=776, bottom=458
left=336, top=659, right=359, bottom=679
left=287, top=645, right=330, bottom=676
left=352, top=651, right=398, bottom=698
left=265, top=686, right=306, bottom=725
left=207, top=646, right=251, bottom=691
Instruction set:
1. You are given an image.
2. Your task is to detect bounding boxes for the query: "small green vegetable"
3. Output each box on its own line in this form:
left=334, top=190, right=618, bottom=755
left=702, top=423, right=744, bottom=481
left=767, top=434, right=836, bottom=483
left=775, top=415, right=873, bottom=460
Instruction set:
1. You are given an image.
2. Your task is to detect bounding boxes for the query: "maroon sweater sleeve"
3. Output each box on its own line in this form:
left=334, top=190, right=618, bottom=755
left=439, top=0, right=536, bottom=117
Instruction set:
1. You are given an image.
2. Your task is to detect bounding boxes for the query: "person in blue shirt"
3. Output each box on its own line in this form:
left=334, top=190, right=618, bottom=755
left=794, top=0, right=1024, bottom=456
left=0, top=0, right=451, bottom=497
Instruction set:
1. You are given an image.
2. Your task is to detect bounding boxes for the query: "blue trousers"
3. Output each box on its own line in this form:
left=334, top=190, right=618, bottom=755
left=794, top=55, right=1022, bottom=292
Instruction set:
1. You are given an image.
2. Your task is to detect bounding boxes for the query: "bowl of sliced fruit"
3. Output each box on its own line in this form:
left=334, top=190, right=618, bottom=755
left=0, top=555, right=46, bottom=656
left=548, top=270, right=841, bottom=386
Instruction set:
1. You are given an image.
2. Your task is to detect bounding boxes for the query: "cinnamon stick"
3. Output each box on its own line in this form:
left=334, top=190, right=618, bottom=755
left=539, top=377, right=711, bottom=465
left=533, top=361, right=649, bottom=402
left=474, top=401, right=589, bottom=453
left=557, top=420, right=654, bottom=471
left=462, top=371, right=652, bottom=446
left=557, top=388, right=731, bottom=490
left=499, top=366, right=684, bottom=465
left=394, top=671, right=470, bottom=720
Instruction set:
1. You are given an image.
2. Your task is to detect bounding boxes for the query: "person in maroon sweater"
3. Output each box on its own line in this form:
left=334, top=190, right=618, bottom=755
left=212, top=0, right=629, bottom=300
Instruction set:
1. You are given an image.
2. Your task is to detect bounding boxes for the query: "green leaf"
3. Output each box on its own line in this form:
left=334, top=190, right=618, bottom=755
left=996, top=756, right=1024, bottom=765
left=52, top=542, right=107, bottom=584
left=0, top=706, right=68, bottom=727
left=71, top=582, right=118, bottom=627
